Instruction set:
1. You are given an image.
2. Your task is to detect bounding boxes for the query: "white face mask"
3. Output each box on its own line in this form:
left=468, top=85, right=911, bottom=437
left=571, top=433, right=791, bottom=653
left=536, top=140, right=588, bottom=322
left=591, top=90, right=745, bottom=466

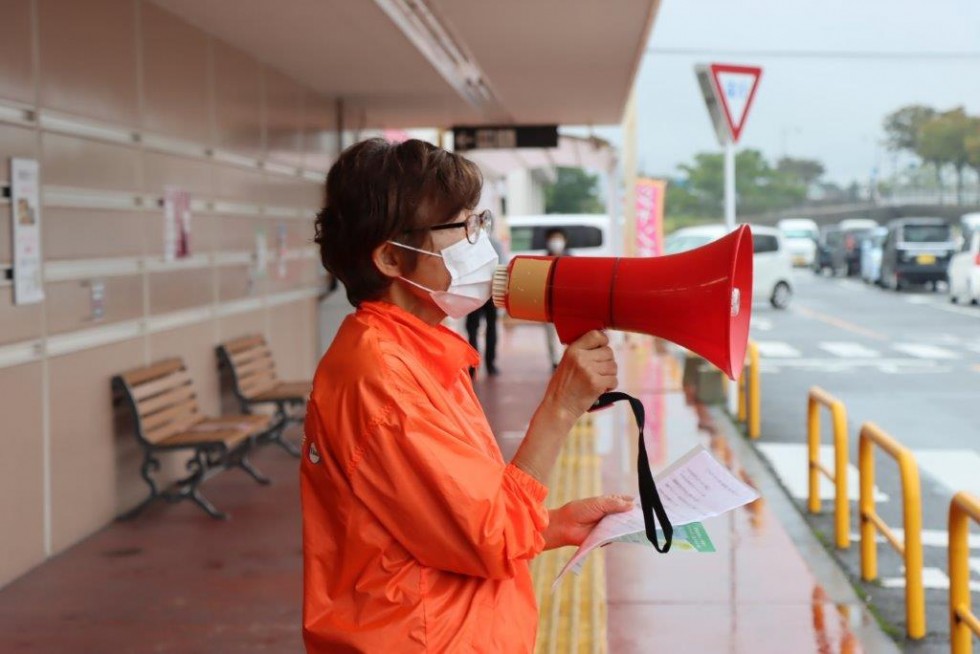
left=547, top=238, right=566, bottom=254
left=388, top=232, right=499, bottom=319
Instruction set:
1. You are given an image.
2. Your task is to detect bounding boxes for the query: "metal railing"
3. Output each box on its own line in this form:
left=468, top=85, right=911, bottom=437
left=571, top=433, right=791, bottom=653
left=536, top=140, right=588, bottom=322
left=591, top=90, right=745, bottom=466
left=949, top=491, right=980, bottom=654
left=858, top=422, right=925, bottom=639
left=737, top=340, right=760, bottom=439
left=806, top=387, right=850, bottom=550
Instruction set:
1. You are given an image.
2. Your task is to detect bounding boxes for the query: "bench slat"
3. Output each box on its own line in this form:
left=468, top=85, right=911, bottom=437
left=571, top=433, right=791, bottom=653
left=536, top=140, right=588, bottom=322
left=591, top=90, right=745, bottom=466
left=137, top=383, right=196, bottom=417
left=141, top=397, right=200, bottom=432
left=159, top=427, right=251, bottom=449
left=235, top=354, right=276, bottom=381
left=144, top=412, right=204, bottom=444
left=121, top=358, right=183, bottom=387
left=230, top=345, right=273, bottom=368
left=223, top=334, right=266, bottom=355
left=241, top=373, right=277, bottom=399
left=252, top=381, right=312, bottom=402
left=130, top=370, right=193, bottom=402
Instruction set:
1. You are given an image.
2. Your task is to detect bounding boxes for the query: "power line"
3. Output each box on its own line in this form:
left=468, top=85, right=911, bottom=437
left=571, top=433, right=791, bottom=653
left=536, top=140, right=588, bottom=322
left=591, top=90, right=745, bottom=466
left=645, top=47, right=980, bottom=60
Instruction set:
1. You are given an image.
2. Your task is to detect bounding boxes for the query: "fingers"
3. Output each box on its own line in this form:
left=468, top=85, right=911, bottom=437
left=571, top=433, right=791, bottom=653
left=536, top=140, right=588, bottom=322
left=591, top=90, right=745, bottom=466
left=569, top=330, right=609, bottom=351
left=585, top=494, right=634, bottom=515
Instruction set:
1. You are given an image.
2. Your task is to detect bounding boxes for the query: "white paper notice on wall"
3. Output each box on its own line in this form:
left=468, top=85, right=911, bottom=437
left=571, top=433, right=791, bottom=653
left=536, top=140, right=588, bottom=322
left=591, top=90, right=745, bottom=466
left=11, top=158, right=44, bottom=305
left=276, top=222, right=288, bottom=279
left=163, top=186, right=191, bottom=261
left=255, top=228, right=269, bottom=278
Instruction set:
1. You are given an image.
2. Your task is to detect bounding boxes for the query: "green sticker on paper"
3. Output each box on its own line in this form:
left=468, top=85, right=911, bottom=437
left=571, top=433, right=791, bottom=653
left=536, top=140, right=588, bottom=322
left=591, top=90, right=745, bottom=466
left=612, top=522, right=715, bottom=553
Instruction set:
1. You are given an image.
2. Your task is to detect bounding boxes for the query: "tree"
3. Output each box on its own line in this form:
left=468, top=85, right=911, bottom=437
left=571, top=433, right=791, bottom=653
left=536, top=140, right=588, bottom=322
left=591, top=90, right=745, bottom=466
left=965, top=117, right=980, bottom=183
left=776, top=157, right=825, bottom=188
left=883, top=104, right=935, bottom=153
left=672, top=149, right=810, bottom=217
left=544, top=167, right=604, bottom=214
left=918, top=108, right=972, bottom=204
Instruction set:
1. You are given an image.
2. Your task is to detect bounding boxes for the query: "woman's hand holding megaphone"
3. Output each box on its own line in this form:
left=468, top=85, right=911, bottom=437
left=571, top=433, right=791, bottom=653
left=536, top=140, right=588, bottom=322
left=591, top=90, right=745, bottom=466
left=512, top=330, right=617, bottom=486
left=547, top=330, right=619, bottom=418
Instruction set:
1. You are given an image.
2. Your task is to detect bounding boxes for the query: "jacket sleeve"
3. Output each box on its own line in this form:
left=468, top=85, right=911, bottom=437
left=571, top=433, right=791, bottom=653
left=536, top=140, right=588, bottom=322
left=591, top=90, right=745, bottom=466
left=344, top=360, right=549, bottom=580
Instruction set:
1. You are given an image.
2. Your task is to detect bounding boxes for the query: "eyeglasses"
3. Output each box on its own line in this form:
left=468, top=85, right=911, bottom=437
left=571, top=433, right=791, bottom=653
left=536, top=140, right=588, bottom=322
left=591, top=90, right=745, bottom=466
left=405, top=210, right=493, bottom=245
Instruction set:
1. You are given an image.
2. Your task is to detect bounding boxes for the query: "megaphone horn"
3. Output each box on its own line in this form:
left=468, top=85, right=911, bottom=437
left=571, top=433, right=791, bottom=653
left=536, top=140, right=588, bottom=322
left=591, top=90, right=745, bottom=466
left=492, top=224, right=754, bottom=379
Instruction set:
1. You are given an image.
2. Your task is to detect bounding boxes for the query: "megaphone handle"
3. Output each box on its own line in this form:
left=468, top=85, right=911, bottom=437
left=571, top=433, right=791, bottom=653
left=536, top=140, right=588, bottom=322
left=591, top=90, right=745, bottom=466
left=589, top=392, right=673, bottom=553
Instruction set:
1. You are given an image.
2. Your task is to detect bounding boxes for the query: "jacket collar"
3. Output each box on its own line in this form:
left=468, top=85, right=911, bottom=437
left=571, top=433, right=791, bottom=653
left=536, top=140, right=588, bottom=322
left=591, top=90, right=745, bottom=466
left=358, top=301, right=479, bottom=387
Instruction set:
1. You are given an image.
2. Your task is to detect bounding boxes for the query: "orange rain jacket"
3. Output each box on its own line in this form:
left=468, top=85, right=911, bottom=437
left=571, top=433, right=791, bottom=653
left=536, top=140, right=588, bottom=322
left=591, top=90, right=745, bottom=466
left=301, top=301, right=550, bottom=653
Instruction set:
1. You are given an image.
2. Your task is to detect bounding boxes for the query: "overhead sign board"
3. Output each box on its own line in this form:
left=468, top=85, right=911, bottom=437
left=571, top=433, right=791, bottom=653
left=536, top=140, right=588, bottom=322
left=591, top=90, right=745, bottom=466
left=452, top=124, right=558, bottom=151
left=695, top=63, right=762, bottom=145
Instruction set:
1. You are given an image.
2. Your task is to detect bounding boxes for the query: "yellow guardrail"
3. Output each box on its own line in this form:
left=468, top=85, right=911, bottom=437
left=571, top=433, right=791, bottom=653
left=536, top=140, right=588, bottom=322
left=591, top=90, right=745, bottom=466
left=806, top=387, right=850, bottom=550
left=858, top=422, right=925, bottom=639
left=736, top=340, right=760, bottom=439
left=949, top=491, right=980, bottom=654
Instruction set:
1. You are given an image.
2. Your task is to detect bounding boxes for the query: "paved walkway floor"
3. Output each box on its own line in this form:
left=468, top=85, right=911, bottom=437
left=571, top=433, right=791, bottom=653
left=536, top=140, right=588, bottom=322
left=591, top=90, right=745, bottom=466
left=0, top=321, right=898, bottom=653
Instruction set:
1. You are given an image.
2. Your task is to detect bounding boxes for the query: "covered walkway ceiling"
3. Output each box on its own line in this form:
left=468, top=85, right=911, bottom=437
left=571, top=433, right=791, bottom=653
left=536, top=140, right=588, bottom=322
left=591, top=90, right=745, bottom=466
left=466, top=134, right=618, bottom=179
left=151, top=0, right=661, bottom=129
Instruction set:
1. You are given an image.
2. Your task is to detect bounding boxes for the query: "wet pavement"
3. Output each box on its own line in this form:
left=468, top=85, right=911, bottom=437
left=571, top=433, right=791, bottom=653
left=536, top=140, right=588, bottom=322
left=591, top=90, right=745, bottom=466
left=0, top=320, right=900, bottom=653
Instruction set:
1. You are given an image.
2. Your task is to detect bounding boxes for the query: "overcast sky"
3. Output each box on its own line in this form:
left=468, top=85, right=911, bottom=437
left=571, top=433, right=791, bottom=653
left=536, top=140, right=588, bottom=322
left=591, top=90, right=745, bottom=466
left=598, top=0, right=980, bottom=185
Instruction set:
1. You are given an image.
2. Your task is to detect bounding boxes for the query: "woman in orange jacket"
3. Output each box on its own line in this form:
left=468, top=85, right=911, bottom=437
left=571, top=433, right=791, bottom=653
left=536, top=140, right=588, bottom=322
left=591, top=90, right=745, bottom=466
left=303, top=138, right=632, bottom=653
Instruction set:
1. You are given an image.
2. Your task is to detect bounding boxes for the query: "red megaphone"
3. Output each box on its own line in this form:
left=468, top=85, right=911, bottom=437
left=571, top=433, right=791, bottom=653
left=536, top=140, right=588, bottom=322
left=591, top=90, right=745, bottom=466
left=492, top=224, right=754, bottom=379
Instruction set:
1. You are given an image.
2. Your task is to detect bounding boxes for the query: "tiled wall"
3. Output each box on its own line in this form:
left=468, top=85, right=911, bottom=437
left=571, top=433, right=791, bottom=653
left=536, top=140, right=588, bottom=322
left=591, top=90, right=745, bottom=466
left=0, top=0, right=340, bottom=588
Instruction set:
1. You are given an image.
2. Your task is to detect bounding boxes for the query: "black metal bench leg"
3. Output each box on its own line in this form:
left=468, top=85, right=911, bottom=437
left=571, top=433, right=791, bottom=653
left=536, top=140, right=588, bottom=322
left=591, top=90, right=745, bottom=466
left=180, top=450, right=229, bottom=520
left=235, top=452, right=271, bottom=485
left=273, top=432, right=301, bottom=457
left=118, top=454, right=162, bottom=520
left=188, top=487, right=229, bottom=520
left=268, top=403, right=301, bottom=457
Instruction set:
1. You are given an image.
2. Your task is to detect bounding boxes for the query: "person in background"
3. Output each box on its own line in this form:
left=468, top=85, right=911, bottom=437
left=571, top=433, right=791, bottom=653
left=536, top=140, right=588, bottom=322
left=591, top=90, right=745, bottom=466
left=465, top=234, right=506, bottom=377
left=544, top=228, right=569, bottom=369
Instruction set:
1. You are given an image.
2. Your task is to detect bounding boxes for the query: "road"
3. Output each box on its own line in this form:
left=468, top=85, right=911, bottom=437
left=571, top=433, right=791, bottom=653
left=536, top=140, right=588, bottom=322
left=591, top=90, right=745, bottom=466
left=747, top=269, right=980, bottom=652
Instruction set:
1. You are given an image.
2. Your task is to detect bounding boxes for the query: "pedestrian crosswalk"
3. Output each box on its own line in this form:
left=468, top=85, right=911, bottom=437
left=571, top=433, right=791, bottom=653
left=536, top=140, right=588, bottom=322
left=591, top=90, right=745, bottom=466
left=881, top=566, right=980, bottom=592
left=754, top=341, right=803, bottom=358
left=914, top=449, right=980, bottom=497
left=891, top=343, right=959, bottom=360
left=757, top=443, right=980, bottom=506
left=758, top=442, right=980, bottom=590
left=756, top=443, right=888, bottom=502
left=748, top=338, right=980, bottom=373
left=817, top=342, right=880, bottom=358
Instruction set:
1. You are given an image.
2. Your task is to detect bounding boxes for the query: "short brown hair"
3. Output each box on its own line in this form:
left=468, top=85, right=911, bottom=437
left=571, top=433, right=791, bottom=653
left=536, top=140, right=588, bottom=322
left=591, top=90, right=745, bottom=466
left=314, top=138, right=483, bottom=306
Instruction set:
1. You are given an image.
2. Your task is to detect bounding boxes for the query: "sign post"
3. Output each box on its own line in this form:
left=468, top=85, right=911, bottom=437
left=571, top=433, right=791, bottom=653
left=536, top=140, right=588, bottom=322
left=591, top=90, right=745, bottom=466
left=695, top=63, right=761, bottom=414
left=724, top=142, right=736, bottom=232
left=695, top=63, right=762, bottom=232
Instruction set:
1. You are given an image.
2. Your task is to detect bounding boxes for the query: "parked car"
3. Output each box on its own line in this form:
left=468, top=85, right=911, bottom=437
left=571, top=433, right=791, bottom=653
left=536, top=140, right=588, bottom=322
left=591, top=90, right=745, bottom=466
left=813, top=226, right=841, bottom=275
left=777, top=218, right=819, bottom=267
left=838, top=218, right=879, bottom=232
left=664, top=224, right=794, bottom=309
left=880, top=217, right=956, bottom=291
left=860, top=227, right=888, bottom=285
left=949, top=229, right=980, bottom=304
left=506, top=214, right=613, bottom=259
left=961, top=212, right=980, bottom=232
left=838, top=224, right=878, bottom=276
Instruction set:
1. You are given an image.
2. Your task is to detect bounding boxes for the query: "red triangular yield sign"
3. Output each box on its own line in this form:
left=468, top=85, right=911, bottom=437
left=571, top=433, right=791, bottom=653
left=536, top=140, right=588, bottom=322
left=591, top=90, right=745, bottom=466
left=709, top=64, right=762, bottom=144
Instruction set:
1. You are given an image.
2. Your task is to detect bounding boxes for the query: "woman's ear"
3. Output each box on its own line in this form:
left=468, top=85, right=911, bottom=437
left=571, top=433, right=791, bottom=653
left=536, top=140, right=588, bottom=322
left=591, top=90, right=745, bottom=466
left=372, top=242, right=402, bottom=280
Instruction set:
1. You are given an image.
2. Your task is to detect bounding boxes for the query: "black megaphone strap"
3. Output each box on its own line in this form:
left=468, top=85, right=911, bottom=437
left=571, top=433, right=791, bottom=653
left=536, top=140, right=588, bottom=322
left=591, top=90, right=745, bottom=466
left=589, top=391, right=673, bottom=553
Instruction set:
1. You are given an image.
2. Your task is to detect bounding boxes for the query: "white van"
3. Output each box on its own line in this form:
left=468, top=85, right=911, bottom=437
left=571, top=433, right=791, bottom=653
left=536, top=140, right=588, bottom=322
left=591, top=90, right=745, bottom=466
left=838, top=218, right=879, bottom=232
left=960, top=212, right=980, bottom=233
left=664, top=223, right=794, bottom=309
left=777, top=218, right=819, bottom=267
left=505, top=214, right=613, bottom=260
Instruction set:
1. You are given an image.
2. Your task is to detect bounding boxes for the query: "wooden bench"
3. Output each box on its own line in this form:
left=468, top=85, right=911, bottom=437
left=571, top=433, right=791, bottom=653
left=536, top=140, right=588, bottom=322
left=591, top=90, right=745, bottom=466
left=112, top=358, right=274, bottom=520
left=216, top=335, right=311, bottom=457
